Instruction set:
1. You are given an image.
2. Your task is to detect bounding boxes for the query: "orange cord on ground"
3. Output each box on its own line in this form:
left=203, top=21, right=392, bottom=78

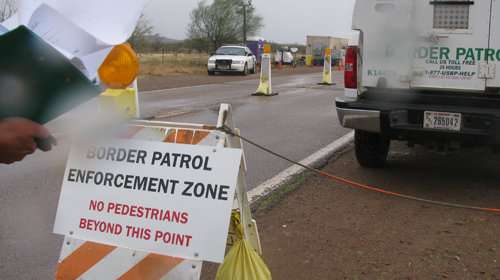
left=220, top=126, right=500, bottom=215
left=315, top=168, right=500, bottom=214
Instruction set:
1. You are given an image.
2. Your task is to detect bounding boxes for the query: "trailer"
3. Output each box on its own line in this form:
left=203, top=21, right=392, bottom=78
left=306, top=35, right=348, bottom=66
left=246, top=36, right=265, bottom=65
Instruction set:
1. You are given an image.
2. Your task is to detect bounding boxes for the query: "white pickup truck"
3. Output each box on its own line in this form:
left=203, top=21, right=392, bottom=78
left=336, top=0, right=500, bottom=167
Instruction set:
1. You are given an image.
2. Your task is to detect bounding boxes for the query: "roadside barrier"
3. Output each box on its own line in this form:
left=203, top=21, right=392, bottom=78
left=318, top=48, right=334, bottom=85
left=306, top=55, right=313, bottom=66
left=98, top=72, right=141, bottom=120
left=55, top=124, right=211, bottom=279
left=254, top=44, right=278, bottom=96
left=218, top=126, right=500, bottom=215
left=99, top=88, right=138, bottom=118
left=55, top=103, right=270, bottom=279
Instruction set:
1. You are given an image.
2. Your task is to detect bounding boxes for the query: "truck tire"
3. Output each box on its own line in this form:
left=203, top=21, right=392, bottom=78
left=355, top=130, right=390, bottom=168
left=208, top=70, right=215, bottom=76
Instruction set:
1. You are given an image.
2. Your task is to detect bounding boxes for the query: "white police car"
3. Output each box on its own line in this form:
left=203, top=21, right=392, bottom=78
left=207, top=45, right=256, bottom=76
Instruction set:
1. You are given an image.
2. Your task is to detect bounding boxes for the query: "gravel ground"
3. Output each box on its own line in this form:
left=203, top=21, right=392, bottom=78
left=203, top=142, right=500, bottom=279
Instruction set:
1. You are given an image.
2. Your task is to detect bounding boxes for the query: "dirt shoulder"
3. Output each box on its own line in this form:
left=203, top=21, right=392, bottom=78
left=204, top=143, right=500, bottom=279
left=138, top=66, right=323, bottom=91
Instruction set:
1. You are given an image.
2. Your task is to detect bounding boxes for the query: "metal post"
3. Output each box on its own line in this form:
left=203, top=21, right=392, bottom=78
left=243, top=4, right=247, bottom=45
left=281, top=49, right=284, bottom=67
left=242, top=0, right=251, bottom=46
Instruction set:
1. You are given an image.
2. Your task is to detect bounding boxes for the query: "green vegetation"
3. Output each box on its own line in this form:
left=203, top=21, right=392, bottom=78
left=139, top=53, right=209, bottom=76
left=0, top=0, right=15, bottom=22
left=187, top=0, right=263, bottom=52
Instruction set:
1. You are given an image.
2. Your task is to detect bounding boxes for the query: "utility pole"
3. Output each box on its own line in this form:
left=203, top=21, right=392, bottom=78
left=242, top=0, right=252, bottom=45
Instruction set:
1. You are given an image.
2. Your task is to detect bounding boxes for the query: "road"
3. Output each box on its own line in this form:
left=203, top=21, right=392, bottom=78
left=0, top=71, right=349, bottom=279
left=140, top=72, right=350, bottom=187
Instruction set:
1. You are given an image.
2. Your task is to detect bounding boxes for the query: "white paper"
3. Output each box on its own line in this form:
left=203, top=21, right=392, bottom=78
left=18, top=0, right=148, bottom=45
left=2, top=1, right=146, bottom=78
left=54, top=139, right=242, bottom=263
left=80, top=47, right=113, bottom=80
left=15, top=0, right=148, bottom=78
left=0, top=13, right=19, bottom=30
left=0, top=25, right=7, bottom=35
left=27, top=4, right=109, bottom=58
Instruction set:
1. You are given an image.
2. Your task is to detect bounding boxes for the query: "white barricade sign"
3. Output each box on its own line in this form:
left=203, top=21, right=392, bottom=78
left=54, top=104, right=263, bottom=280
left=54, top=138, right=242, bottom=263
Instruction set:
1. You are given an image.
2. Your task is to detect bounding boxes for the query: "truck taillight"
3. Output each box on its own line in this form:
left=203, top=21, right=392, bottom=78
left=345, top=46, right=358, bottom=89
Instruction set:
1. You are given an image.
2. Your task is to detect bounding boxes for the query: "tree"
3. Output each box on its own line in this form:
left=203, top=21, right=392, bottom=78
left=187, top=0, right=263, bottom=53
left=128, top=14, right=154, bottom=52
left=0, top=0, right=16, bottom=22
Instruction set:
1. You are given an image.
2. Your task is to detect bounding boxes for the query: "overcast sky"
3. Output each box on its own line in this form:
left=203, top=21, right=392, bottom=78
left=144, top=0, right=355, bottom=44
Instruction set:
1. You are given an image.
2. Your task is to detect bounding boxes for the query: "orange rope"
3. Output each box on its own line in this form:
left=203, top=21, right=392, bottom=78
left=220, top=126, right=500, bottom=214
left=315, top=168, right=500, bottom=214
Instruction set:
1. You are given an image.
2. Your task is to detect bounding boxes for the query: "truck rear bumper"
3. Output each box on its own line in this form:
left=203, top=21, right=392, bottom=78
left=337, top=107, right=381, bottom=133
left=335, top=90, right=500, bottom=145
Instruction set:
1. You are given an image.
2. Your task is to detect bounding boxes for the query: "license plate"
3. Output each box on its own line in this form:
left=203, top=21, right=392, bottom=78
left=217, top=65, right=229, bottom=70
left=424, top=111, right=462, bottom=132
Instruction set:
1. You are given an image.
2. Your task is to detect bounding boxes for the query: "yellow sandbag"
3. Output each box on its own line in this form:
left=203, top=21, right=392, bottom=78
left=215, top=239, right=272, bottom=280
left=230, top=210, right=244, bottom=242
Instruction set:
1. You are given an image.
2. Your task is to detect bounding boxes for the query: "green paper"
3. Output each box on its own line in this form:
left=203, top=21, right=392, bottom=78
left=0, top=26, right=101, bottom=124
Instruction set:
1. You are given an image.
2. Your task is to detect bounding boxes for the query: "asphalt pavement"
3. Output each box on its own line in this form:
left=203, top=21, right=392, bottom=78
left=139, top=72, right=350, bottom=188
left=0, top=71, right=349, bottom=279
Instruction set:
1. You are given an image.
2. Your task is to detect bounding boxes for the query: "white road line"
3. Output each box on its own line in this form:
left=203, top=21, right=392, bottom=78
left=247, top=131, right=355, bottom=204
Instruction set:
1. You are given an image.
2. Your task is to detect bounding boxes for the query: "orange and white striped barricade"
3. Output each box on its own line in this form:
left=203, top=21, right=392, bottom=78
left=55, top=103, right=262, bottom=280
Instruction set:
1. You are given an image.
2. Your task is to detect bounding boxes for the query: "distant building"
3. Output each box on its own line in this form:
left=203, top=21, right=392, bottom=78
left=306, top=35, right=348, bottom=66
